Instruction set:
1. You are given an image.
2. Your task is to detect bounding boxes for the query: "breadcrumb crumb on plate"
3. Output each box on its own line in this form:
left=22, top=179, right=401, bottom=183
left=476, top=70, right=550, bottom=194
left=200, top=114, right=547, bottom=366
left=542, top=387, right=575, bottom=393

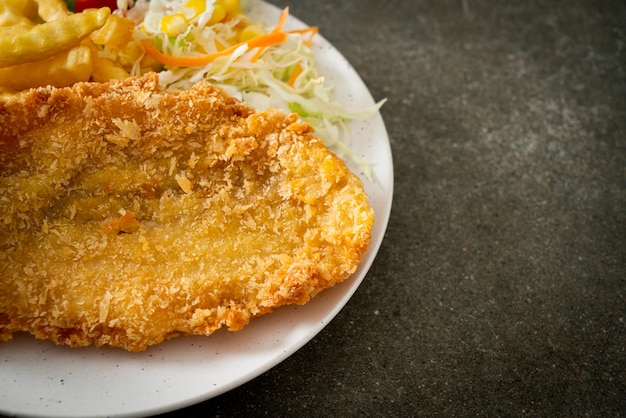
left=0, top=2, right=393, bottom=417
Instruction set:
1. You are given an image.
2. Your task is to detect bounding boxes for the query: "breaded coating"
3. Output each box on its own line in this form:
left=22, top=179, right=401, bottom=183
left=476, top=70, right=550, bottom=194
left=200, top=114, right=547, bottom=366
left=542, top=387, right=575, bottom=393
left=0, top=74, right=374, bottom=352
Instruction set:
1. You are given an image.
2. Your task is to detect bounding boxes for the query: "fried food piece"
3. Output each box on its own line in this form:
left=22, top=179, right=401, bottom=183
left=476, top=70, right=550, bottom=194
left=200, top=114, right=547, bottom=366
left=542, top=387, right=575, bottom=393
left=0, top=7, right=110, bottom=68
left=0, top=73, right=374, bottom=352
left=0, top=44, right=94, bottom=90
left=34, top=0, right=70, bottom=22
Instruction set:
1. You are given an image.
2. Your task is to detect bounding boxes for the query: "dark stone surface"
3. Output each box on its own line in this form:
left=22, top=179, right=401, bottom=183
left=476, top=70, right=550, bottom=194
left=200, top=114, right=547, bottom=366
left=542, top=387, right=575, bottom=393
left=160, top=0, right=626, bottom=416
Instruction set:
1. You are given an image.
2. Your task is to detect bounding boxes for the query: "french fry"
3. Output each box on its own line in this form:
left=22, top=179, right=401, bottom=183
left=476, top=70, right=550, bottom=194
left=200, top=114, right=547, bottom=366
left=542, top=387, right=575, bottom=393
left=34, top=0, right=70, bottom=22
left=110, top=39, right=144, bottom=68
left=0, top=2, right=144, bottom=92
left=1, top=0, right=38, bottom=17
left=0, top=0, right=38, bottom=26
left=83, top=37, right=130, bottom=80
left=0, top=7, right=110, bottom=68
left=0, top=45, right=93, bottom=90
left=91, top=56, right=130, bottom=82
left=0, top=22, right=34, bottom=37
left=91, top=14, right=135, bottom=50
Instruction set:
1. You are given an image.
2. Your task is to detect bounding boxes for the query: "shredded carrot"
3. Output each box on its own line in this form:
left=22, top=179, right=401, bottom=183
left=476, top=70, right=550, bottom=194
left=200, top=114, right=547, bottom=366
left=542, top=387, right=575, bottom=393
left=287, top=63, right=303, bottom=87
left=273, top=7, right=290, bottom=33
left=141, top=31, right=288, bottom=67
left=287, top=27, right=318, bottom=46
left=140, top=7, right=318, bottom=68
left=251, top=7, right=290, bottom=62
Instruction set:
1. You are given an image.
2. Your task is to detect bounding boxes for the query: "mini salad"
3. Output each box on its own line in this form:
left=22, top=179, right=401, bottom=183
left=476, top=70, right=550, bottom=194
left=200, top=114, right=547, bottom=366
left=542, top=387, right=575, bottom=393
left=70, top=0, right=384, bottom=172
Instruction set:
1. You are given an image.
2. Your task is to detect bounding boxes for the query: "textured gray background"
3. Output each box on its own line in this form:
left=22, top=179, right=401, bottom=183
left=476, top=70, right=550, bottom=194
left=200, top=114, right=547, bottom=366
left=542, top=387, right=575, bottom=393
left=160, top=0, right=626, bottom=416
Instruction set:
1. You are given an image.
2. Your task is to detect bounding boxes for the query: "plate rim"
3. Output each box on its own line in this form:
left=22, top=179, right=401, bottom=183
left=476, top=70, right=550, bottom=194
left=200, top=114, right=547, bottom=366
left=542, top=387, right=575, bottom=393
left=0, top=1, right=393, bottom=416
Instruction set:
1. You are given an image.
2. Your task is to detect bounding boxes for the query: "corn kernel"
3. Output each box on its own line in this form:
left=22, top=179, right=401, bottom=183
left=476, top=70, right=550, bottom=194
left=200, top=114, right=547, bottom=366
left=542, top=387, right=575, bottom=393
left=161, top=13, right=189, bottom=36
left=221, top=0, right=240, bottom=15
left=183, top=0, right=206, bottom=18
left=208, top=5, right=226, bottom=25
left=238, top=24, right=265, bottom=42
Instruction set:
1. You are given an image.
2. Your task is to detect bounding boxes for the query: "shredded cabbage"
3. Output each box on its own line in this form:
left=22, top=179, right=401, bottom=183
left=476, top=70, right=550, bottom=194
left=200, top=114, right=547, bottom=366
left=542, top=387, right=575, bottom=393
left=113, top=0, right=384, bottom=173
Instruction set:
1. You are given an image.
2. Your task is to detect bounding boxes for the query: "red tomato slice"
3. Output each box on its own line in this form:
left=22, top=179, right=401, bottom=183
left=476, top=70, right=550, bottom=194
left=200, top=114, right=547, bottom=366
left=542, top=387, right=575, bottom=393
left=75, top=0, right=118, bottom=13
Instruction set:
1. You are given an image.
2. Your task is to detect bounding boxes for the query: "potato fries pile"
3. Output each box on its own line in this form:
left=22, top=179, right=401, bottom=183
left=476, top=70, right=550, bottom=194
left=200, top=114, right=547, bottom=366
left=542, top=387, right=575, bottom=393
left=0, top=0, right=143, bottom=92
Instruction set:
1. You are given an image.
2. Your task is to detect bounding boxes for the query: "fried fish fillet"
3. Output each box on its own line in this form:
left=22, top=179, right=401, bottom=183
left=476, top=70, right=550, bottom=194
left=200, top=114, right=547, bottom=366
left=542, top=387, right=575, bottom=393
left=0, top=73, right=374, bottom=352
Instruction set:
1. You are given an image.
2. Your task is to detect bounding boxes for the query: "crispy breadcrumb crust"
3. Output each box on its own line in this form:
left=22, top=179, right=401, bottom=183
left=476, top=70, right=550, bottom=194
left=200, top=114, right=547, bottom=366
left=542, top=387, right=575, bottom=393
left=0, top=74, right=374, bottom=352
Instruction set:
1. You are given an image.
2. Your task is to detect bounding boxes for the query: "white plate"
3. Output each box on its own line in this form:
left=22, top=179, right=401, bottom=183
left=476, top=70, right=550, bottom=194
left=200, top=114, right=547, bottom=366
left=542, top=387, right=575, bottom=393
left=0, top=2, right=393, bottom=417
